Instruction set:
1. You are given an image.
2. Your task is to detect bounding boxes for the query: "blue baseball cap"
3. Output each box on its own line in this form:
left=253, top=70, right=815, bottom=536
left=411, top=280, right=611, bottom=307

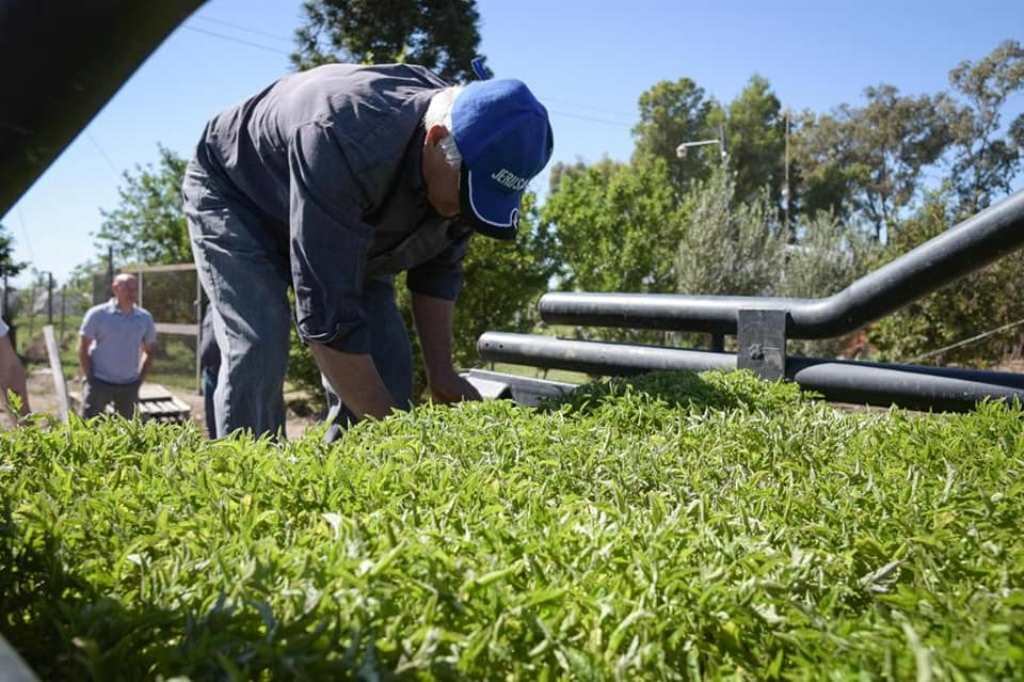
left=451, top=79, right=553, bottom=240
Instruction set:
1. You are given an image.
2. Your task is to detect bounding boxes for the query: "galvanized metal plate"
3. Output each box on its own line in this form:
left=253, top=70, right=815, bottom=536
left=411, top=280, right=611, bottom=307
left=737, top=309, right=787, bottom=380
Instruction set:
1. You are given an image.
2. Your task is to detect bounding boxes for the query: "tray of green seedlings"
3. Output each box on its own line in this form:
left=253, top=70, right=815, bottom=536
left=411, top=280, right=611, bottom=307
left=1, top=370, right=1022, bottom=679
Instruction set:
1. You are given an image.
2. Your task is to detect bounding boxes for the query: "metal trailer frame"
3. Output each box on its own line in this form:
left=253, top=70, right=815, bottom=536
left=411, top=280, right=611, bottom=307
left=473, top=189, right=1024, bottom=411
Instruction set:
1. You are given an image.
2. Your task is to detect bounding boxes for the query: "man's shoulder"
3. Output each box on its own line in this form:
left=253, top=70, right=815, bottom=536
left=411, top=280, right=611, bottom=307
left=83, top=301, right=112, bottom=318
left=133, top=306, right=155, bottom=322
left=305, top=63, right=449, bottom=93
left=322, top=65, right=443, bottom=180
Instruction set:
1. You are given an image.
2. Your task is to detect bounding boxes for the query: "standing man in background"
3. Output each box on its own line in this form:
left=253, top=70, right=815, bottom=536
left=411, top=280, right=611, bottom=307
left=78, top=273, right=157, bottom=418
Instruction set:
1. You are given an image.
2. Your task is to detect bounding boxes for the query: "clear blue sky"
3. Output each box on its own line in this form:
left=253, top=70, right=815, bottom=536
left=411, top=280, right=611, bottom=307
left=3, top=0, right=1022, bottom=284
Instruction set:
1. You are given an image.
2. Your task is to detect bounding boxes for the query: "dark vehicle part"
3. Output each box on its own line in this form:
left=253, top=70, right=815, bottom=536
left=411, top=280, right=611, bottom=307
left=1, top=0, right=204, bottom=214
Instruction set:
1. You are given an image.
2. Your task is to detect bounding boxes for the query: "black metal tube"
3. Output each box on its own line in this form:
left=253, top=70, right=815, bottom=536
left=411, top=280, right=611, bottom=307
left=481, top=332, right=734, bottom=376
left=478, top=332, right=1024, bottom=412
left=540, top=190, right=1024, bottom=338
left=1, top=0, right=205, bottom=214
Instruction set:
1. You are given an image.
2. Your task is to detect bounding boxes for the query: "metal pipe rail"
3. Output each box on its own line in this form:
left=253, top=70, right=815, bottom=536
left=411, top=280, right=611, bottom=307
left=479, top=332, right=1024, bottom=412
left=540, top=189, right=1024, bottom=338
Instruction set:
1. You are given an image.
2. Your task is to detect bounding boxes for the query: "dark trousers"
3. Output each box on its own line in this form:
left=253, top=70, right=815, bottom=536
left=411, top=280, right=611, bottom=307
left=81, top=376, right=140, bottom=419
left=201, top=366, right=218, bottom=438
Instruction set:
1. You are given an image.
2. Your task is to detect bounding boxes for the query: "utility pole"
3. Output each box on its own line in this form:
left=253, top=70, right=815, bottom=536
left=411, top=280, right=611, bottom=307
left=26, top=280, right=36, bottom=349
left=47, top=271, right=54, bottom=323
left=106, top=246, right=114, bottom=289
left=783, top=108, right=792, bottom=242
left=59, top=284, right=67, bottom=346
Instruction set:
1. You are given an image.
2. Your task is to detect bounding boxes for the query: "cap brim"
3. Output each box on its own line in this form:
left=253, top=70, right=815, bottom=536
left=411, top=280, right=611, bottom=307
left=459, top=166, right=520, bottom=240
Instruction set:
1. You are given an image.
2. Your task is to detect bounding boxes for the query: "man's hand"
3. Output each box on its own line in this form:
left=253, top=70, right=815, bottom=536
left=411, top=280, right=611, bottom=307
left=428, top=367, right=482, bottom=404
left=411, top=292, right=482, bottom=403
left=78, top=335, right=92, bottom=380
left=138, top=341, right=157, bottom=383
left=309, top=342, right=397, bottom=420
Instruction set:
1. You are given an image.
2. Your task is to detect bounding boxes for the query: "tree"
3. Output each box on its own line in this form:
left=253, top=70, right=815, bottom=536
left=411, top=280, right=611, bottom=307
left=631, top=78, right=715, bottom=189
left=709, top=75, right=786, bottom=206
left=291, top=0, right=485, bottom=82
left=793, top=85, right=953, bottom=240
left=543, top=157, right=685, bottom=295
left=945, top=40, right=1024, bottom=217
left=868, top=193, right=1024, bottom=366
left=675, top=166, right=785, bottom=298
left=95, top=145, right=191, bottom=266
left=673, top=165, right=879, bottom=357
left=0, top=223, right=27, bottom=280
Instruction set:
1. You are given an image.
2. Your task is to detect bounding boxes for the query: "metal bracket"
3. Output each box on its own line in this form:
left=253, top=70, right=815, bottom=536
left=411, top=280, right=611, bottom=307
left=737, top=310, right=787, bottom=380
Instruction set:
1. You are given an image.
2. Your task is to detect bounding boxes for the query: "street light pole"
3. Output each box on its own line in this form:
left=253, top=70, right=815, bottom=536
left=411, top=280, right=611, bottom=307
left=675, top=138, right=725, bottom=160
left=46, top=271, right=54, bottom=324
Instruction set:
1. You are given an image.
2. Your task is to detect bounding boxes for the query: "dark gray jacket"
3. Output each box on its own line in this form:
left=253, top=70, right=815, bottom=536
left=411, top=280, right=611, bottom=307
left=194, top=64, right=471, bottom=353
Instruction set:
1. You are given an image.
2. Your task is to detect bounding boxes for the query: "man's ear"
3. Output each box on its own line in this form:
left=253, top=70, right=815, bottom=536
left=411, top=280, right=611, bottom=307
left=424, top=124, right=450, bottom=146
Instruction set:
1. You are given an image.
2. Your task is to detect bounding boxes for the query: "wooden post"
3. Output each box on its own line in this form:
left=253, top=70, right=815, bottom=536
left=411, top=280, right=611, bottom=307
left=43, top=325, right=69, bottom=423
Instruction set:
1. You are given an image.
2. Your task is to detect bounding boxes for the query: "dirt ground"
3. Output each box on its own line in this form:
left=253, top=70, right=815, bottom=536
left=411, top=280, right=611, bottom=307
left=11, top=367, right=318, bottom=440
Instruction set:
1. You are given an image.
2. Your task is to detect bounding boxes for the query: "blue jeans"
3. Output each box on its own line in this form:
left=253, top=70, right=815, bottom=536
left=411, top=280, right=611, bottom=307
left=183, top=160, right=411, bottom=438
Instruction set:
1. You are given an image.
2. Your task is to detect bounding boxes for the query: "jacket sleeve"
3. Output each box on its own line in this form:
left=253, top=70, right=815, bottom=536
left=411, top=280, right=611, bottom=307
left=405, top=229, right=472, bottom=301
left=288, top=121, right=374, bottom=354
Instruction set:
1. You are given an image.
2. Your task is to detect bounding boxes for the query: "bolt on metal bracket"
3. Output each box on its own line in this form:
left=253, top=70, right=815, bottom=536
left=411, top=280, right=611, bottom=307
left=737, top=309, right=787, bottom=380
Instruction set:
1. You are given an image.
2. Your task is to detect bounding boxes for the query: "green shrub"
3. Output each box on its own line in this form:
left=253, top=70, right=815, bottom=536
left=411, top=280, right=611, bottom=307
left=2, top=371, right=1023, bottom=679
left=869, top=196, right=1024, bottom=366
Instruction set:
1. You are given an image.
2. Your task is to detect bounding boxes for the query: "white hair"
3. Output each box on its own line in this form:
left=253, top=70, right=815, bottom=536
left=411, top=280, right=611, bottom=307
left=424, top=86, right=465, bottom=169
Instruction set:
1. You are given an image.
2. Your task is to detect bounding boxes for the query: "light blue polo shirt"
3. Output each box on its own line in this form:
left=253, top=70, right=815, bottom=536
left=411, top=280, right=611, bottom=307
left=80, top=300, right=157, bottom=384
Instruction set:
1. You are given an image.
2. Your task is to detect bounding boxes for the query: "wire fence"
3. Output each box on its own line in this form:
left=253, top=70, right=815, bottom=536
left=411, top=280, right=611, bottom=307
left=112, top=264, right=202, bottom=393
left=0, top=264, right=202, bottom=394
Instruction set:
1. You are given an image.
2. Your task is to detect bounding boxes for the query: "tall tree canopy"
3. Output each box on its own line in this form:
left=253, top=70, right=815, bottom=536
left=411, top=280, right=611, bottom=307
left=542, top=157, right=685, bottom=296
left=945, top=39, right=1024, bottom=217
left=0, top=223, right=27, bottom=280
left=631, top=78, right=715, bottom=189
left=794, top=85, right=953, bottom=240
left=710, top=75, right=786, bottom=205
left=94, top=145, right=190, bottom=266
left=291, top=0, right=485, bottom=82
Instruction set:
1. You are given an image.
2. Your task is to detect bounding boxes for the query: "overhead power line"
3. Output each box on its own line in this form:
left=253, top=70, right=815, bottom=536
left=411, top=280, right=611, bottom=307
left=538, top=95, right=636, bottom=123
left=192, top=14, right=295, bottom=43
left=907, top=317, right=1024, bottom=364
left=15, top=205, right=36, bottom=264
left=546, top=109, right=633, bottom=129
left=86, top=131, right=121, bottom=179
left=182, top=22, right=639, bottom=130
left=182, top=24, right=291, bottom=56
